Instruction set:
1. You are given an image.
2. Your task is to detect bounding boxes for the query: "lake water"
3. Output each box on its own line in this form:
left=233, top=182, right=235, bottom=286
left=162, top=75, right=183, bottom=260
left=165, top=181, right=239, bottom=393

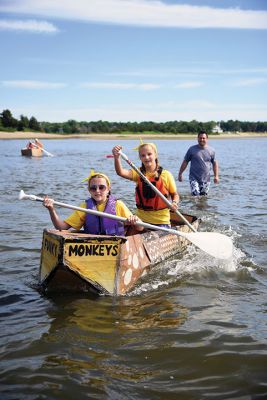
left=0, top=137, right=266, bottom=399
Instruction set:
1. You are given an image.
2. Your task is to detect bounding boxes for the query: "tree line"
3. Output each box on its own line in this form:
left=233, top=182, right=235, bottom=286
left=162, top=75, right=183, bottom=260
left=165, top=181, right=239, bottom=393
left=1, top=109, right=267, bottom=135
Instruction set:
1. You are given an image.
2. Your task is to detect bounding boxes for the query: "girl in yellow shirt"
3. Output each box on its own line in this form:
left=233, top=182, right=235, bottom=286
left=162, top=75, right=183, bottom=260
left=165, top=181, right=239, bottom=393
left=112, top=143, right=179, bottom=227
left=43, top=171, right=143, bottom=235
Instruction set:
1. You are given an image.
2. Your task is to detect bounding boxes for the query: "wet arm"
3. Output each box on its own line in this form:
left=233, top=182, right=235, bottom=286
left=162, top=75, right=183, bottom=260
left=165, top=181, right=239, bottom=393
left=213, top=160, right=219, bottom=183
left=178, top=160, right=188, bottom=182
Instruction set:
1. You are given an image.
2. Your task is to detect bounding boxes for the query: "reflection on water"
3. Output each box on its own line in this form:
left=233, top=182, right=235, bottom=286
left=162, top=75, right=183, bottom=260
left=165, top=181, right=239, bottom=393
left=45, top=291, right=187, bottom=336
left=0, top=138, right=267, bottom=399
left=22, top=291, right=189, bottom=396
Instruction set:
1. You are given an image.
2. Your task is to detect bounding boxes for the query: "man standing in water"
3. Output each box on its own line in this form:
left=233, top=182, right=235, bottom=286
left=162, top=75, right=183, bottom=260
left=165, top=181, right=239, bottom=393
left=178, top=131, right=219, bottom=196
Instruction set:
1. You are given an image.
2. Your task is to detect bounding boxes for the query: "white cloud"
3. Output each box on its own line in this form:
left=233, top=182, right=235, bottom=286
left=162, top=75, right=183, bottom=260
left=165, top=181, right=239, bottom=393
left=81, top=82, right=160, bottom=90
left=9, top=101, right=267, bottom=123
left=174, top=81, right=204, bottom=89
left=0, top=19, right=59, bottom=33
left=0, top=0, right=267, bottom=29
left=2, top=80, right=66, bottom=89
left=111, top=67, right=267, bottom=79
left=232, top=78, right=267, bottom=87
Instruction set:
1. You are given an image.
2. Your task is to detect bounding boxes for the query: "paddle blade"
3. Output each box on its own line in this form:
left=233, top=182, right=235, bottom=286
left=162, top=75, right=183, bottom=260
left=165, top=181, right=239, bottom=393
left=18, top=190, right=25, bottom=200
left=186, top=232, right=233, bottom=260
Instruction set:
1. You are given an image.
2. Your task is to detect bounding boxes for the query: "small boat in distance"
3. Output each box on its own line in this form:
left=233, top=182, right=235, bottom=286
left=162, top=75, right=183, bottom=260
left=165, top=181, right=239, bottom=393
left=21, top=139, right=43, bottom=157
left=21, top=147, right=43, bottom=157
left=39, top=212, right=200, bottom=296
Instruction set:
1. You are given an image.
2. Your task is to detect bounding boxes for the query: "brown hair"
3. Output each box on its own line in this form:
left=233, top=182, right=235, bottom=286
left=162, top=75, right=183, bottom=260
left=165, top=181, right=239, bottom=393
left=198, top=130, right=208, bottom=138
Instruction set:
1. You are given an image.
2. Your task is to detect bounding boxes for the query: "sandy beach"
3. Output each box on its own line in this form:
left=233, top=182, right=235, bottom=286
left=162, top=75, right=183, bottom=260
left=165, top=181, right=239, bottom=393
left=0, top=130, right=266, bottom=140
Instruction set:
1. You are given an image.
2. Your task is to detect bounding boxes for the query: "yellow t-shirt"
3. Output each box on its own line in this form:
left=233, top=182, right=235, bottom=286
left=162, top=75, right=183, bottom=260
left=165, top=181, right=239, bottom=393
left=131, top=168, right=177, bottom=224
left=64, top=199, right=132, bottom=230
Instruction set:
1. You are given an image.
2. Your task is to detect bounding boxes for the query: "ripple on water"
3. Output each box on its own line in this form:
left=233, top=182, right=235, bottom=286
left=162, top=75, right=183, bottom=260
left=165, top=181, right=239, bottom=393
left=0, top=138, right=267, bottom=399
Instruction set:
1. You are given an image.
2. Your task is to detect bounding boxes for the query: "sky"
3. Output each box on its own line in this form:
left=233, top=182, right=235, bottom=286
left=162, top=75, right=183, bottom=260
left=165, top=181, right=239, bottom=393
left=0, top=0, right=267, bottom=123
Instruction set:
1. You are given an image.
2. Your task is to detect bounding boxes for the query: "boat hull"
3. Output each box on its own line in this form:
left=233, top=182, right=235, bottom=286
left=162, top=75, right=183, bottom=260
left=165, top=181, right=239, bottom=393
left=21, top=148, right=43, bottom=157
left=39, top=213, right=199, bottom=295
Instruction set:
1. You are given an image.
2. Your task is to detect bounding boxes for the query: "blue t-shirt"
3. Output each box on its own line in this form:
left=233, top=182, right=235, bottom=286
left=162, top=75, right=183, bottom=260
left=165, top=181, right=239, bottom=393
left=184, top=144, right=215, bottom=182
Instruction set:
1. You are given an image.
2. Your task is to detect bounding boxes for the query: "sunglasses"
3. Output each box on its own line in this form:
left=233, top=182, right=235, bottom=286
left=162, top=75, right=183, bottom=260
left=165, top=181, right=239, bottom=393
left=89, top=184, right=107, bottom=191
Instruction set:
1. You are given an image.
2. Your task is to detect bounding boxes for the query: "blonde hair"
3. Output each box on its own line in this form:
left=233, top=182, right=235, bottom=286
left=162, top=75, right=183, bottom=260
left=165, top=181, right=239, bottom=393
left=138, top=142, right=158, bottom=156
left=88, top=173, right=110, bottom=187
left=82, top=169, right=111, bottom=187
left=138, top=143, right=161, bottom=175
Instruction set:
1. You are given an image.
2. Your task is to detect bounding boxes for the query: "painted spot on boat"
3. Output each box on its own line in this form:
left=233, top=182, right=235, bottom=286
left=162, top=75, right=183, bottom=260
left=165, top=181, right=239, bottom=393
left=128, top=254, right=132, bottom=265
left=124, top=268, right=132, bottom=286
left=138, top=247, right=144, bottom=258
left=132, top=253, right=139, bottom=269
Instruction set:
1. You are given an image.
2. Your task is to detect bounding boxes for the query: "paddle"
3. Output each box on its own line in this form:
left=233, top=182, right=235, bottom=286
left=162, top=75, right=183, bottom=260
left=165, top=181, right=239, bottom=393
left=18, top=190, right=233, bottom=260
left=31, top=141, right=54, bottom=157
left=119, top=150, right=197, bottom=232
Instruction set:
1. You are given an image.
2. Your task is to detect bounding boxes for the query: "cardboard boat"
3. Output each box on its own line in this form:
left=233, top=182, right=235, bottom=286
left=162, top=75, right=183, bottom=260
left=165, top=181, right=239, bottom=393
left=21, top=147, right=43, bottom=157
left=39, top=212, right=199, bottom=296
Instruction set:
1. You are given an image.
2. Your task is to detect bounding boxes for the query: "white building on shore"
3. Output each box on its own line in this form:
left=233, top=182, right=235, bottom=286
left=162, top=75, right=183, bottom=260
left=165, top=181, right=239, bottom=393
left=212, top=123, right=223, bottom=133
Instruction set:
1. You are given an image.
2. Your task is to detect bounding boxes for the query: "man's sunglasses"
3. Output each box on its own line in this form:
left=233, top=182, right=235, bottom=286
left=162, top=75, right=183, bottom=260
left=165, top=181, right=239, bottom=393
left=89, top=184, right=107, bottom=191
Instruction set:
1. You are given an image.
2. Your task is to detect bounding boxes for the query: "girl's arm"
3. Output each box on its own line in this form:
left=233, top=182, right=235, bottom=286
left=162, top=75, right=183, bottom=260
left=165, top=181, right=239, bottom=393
left=112, top=145, right=133, bottom=180
left=43, top=196, right=71, bottom=230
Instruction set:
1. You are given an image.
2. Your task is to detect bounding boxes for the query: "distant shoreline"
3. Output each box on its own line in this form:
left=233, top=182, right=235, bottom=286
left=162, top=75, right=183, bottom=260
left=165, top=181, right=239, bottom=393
left=0, top=130, right=267, bottom=140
